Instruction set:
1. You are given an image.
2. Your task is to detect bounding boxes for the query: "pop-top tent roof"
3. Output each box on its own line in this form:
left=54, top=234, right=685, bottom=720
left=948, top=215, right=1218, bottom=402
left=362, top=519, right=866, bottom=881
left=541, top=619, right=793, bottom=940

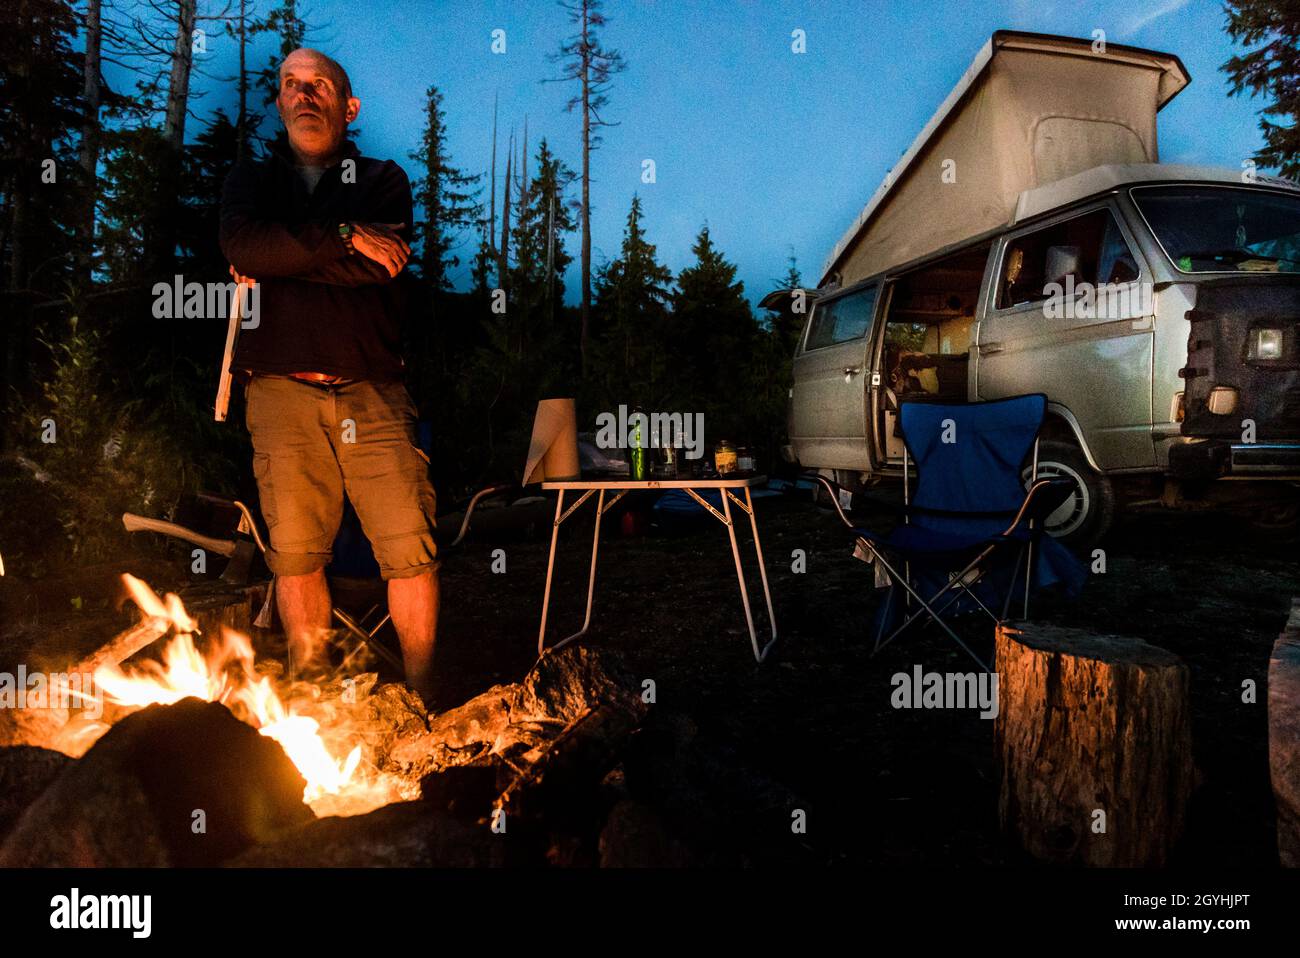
left=818, top=31, right=1190, bottom=289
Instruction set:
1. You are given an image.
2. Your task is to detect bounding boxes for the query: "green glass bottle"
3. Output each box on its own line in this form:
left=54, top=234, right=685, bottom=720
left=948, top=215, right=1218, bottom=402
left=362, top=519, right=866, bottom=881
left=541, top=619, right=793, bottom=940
left=629, top=407, right=648, bottom=480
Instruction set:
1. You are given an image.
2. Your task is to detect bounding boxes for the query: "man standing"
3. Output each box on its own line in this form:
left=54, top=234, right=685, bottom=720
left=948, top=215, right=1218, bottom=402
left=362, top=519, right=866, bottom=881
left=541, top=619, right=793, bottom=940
left=220, top=48, right=438, bottom=703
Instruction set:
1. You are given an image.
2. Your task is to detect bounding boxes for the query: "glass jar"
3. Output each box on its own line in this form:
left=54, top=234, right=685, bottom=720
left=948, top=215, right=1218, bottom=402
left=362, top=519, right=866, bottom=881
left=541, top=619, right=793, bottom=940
left=714, top=440, right=738, bottom=476
left=737, top=446, right=755, bottom=475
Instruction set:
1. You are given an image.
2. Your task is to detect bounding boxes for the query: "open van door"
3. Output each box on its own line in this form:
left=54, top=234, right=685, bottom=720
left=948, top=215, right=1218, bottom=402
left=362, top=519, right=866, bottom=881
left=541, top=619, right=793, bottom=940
left=788, top=282, right=881, bottom=471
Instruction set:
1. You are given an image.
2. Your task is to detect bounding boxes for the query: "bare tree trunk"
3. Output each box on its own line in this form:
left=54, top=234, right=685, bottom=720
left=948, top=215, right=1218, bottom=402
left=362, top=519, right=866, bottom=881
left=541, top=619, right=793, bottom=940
left=488, top=93, right=497, bottom=286
left=498, top=131, right=512, bottom=294
left=76, top=0, right=103, bottom=289
left=163, top=0, right=197, bottom=153
left=578, top=0, right=592, bottom=377
left=153, top=0, right=196, bottom=276
left=236, top=0, right=249, bottom=161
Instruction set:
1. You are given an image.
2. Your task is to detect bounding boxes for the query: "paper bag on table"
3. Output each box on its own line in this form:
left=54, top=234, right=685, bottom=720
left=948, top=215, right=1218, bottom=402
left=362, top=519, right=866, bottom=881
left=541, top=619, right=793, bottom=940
left=522, top=398, right=580, bottom=484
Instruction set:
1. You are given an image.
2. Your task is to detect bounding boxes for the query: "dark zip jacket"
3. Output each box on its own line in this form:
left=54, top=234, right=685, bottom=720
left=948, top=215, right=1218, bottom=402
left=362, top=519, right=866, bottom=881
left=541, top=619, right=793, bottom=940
left=219, top=139, right=413, bottom=382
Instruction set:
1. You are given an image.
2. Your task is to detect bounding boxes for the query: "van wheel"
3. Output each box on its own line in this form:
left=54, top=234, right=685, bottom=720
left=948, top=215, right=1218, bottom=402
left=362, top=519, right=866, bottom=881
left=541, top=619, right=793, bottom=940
left=1022, top=440, right=1115, bottom=551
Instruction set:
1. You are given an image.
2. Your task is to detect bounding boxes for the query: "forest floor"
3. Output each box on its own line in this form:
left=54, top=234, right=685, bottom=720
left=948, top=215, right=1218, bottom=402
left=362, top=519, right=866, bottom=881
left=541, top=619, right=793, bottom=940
left=2, top=488, right=1295, bottom=866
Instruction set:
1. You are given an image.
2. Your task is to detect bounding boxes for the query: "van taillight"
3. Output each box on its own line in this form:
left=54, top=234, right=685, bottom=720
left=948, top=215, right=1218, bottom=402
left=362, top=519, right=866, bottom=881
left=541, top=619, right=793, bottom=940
left=1207, top=386, right=1238, bottom=416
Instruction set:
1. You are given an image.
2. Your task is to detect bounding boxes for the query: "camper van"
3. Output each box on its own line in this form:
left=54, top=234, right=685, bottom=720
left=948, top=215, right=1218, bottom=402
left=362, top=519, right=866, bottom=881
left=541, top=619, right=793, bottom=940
left=774, top=32, right=1300, bottom=548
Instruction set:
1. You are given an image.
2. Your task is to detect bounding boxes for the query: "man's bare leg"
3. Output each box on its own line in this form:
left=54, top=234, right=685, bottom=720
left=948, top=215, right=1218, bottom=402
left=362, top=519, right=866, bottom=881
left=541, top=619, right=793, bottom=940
left=388, top=569, right=439, bottom=701
left=276, top=568, right=332, bottom=675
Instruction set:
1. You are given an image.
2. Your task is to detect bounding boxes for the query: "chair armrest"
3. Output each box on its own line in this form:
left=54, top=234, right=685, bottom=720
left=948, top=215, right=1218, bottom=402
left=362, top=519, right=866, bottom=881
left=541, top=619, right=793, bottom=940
left=805, top=473, right=908, bottom=530
left=807, top=475, right=857, bottom=530
left=1001, top=478, right=1075, bottom=537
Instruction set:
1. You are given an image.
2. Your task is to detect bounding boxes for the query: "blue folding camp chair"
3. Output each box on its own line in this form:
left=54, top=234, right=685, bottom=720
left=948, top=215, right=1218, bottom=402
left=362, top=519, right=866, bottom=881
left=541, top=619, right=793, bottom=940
left=813, top=393, right=1085, bottom=672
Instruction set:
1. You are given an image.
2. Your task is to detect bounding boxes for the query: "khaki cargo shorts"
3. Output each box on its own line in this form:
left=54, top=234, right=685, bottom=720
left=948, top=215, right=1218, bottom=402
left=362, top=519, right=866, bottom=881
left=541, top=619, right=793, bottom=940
left=244, top=375, right=438, bottom=579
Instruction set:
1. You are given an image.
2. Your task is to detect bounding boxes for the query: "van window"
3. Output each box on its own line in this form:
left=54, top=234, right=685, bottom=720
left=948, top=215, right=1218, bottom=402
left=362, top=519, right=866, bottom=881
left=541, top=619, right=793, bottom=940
left=997, top=208, right=1140, bottom=309
left=1131, top=185, right=1300, bottom=273
left=804, top=286, right=877, bottom=350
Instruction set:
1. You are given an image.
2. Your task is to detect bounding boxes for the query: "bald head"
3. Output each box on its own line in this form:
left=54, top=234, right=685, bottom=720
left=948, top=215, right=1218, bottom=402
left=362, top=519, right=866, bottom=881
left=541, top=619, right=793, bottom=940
left=276, top=48, right=359, bottom=166
left=282, top=48, right=351, bottom=99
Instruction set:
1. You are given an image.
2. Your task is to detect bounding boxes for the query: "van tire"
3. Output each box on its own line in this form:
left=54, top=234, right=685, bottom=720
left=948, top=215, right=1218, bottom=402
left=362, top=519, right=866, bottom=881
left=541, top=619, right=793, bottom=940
left=1024, top=440, right=1115, bottom=551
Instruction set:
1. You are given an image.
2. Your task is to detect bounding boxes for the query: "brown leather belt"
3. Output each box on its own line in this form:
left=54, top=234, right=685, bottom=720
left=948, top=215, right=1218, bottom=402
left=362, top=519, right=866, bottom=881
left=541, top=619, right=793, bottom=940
left=243, top=371, right=357, bottom=389
left=289, top=371, right=354, bottom=386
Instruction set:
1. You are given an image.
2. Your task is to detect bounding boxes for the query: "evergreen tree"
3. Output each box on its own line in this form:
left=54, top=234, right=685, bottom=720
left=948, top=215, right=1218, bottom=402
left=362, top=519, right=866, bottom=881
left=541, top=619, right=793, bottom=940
left=0, top=0, right=86, bottom=445
left=410, top=84, right=482, bottom=294
left=768, top=253, right=806, bottom=359
left=508, top=137, right=577, bottom=380
left=591, top=194, right=672, bottom=409
left=178, top=109, right=241, bottom=276
left=669, top=225, right=755, bottom=438
left=1223, top=0, right=1300, bottom=178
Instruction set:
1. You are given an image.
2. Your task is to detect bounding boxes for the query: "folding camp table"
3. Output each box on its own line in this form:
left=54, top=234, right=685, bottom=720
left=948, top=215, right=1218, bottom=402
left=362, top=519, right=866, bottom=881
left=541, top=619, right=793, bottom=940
left=538, top=476, right=778, bottom=662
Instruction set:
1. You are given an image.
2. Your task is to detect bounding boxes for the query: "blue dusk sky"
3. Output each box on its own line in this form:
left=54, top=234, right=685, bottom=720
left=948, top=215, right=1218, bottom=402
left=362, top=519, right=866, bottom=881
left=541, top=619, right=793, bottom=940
left=123, top=0, right=1278, bottom=307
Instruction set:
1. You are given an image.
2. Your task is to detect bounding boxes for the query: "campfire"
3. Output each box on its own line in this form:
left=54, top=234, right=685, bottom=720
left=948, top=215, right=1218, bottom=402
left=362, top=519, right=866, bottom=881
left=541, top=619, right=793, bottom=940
left=0, top=573, right=806, bottom=868
left=50, top=575, right=415, bottom=817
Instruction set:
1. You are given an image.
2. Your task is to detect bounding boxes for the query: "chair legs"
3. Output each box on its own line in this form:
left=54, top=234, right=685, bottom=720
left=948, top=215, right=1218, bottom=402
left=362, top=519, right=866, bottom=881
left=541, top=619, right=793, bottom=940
left=865, top=546, right=994, bottom=672
left=864, top=536, right=1041, bottom=673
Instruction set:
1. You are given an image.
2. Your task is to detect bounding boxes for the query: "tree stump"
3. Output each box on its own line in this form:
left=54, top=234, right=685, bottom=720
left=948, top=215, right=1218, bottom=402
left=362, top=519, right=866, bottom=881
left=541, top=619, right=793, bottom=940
left=994, top=622, right=1193, bottom=866
left=1269, top=598, right=1300, bottom=867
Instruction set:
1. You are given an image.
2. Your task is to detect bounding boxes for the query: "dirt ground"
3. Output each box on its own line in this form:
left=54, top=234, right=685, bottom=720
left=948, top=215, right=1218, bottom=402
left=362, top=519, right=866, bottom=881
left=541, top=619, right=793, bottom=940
left=433, top=491, right=1296, bottom=867
left=1, top=489, right=1295, bottom=866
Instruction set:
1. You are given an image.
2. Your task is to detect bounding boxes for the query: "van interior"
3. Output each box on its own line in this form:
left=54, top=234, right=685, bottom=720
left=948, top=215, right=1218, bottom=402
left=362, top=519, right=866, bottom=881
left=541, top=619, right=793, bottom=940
left=877, top=242, right=992, bottom=461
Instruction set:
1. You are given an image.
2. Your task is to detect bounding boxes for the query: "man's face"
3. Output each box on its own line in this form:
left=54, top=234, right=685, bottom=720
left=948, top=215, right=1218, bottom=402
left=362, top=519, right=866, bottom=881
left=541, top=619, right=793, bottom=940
left=276, top=50, right=359, bottom=162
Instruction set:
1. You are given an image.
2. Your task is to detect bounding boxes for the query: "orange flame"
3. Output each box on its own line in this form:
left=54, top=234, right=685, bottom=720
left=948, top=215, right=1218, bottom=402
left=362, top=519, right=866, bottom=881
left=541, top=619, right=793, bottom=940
left=74, top=575, right=409, bottom=815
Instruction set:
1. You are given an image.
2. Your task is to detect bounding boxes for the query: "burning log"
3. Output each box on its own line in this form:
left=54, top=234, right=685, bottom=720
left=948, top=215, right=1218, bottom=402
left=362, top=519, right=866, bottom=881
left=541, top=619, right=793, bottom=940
left=0, top=698, right=313, bottom=867
left=0, top=618, right=167, bottom=751
left=231, top=649, right=649, bottom=866
left=69, top=617, right=169, bottom=678
left=994, top=622, right=1194, bottom=866
left=389, top=646, right=648, bottom=789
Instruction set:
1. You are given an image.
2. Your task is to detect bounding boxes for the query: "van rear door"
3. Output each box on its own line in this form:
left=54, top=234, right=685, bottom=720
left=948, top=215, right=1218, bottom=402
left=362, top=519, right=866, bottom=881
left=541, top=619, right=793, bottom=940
left=789, top=283, right=880, bottom=471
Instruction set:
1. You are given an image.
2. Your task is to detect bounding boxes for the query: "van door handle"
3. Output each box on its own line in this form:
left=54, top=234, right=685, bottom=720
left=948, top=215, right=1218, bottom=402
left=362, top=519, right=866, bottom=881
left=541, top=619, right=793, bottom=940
left=842, top=365, right=862, bottom=381
left=979, top=342, right=1004, bottom=355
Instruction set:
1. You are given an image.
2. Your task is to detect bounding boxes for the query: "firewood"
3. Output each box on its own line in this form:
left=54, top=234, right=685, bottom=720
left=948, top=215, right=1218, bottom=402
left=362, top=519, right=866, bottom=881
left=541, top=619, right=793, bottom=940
left=387, top=646, right=647, bottom=783
left=994, top=622, right=1194, bottom=866
left=69, top=617, right=168, bottom=677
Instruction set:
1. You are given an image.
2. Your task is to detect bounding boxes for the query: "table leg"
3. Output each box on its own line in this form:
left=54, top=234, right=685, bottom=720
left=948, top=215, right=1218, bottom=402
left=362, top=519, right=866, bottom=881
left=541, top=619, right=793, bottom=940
left=721, top=488, right=778, bottom=663
left=538, top=488, right=606, bottom=656
left=537, top=488, right=565, bottom=655
left=742, top=487, right=778, bottom=661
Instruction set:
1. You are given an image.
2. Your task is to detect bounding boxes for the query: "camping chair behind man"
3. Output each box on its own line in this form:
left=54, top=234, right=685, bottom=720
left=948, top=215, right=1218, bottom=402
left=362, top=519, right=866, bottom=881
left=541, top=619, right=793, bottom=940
left=813, top=393, right=1084, bottom=672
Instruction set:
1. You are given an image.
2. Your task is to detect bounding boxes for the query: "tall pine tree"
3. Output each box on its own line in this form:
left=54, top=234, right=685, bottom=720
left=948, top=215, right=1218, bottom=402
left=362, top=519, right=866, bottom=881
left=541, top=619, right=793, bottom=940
left=410, top=84, right=482, bottom=294
left=591, top=194, right=672, bottom=410
left=508, top=137, right=577, bottom=379
left=669, top=224, right=755, bottom=439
